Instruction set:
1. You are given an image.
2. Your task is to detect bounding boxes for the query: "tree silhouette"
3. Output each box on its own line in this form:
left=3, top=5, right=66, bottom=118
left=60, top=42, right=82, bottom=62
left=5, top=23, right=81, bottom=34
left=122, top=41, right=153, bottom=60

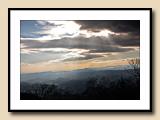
left=127, top=58, right=140, bottom=81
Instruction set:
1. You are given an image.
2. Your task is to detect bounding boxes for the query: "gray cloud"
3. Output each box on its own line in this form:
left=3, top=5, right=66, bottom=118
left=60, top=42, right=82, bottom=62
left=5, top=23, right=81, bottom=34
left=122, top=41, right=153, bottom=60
left=89, top=47, right=133, bottom=53
left=75, top=20, right=140, bottom=34
left=21, top=35, right=136, bottom=53
left=110, top=33, right=140, bottom=46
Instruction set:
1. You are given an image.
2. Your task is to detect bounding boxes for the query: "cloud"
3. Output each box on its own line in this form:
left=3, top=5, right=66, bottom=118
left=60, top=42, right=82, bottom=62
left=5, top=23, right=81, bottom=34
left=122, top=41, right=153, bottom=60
left=20, top=49, right=68, bottom=63
left=62, top=53, right=104, bottom=62
left=89, top=46, right=133, bottom=53
left=75, top=20, right=140, bottom=33
left=110, top=33, right=140, bottom=46
left=37, top=20, right=55, bottom=26
left=21, top=20, right=140, bottom=43
left=21, top=34, right=138, bottom=64
left=21, top=20, right=81, bottom=40
left=21, top=35, right=136, bottom=53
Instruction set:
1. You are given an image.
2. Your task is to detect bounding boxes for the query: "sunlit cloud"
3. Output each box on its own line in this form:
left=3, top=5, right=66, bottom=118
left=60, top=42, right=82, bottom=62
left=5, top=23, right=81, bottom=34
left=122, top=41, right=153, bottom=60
left=80, top=29, right=110, bottom=38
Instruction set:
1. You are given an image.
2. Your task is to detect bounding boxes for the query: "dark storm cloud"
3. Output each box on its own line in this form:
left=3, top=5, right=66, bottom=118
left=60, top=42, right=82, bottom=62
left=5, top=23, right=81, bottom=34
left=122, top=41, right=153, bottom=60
left=110, top=34, right=140, bottom=46
left=75, top=20, right=140, bottom=33
left=21, top=35, right=136, bottom=53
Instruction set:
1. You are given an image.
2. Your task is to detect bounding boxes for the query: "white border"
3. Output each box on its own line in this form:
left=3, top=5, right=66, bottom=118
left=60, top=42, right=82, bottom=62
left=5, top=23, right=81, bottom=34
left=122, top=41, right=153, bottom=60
left=10, top=10, right=151, bottom=110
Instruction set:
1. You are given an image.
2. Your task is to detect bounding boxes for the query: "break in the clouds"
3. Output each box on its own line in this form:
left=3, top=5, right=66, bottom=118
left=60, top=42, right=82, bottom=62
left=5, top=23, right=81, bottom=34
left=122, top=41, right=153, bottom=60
left=20, top=20, right=140, bottom=73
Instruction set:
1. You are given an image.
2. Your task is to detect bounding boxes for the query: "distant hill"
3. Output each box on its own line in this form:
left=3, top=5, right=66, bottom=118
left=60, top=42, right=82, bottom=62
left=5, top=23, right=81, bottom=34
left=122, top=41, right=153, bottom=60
left=21, top=65, right=132, bottom=83
left=21, top=65, right=134, bottom=94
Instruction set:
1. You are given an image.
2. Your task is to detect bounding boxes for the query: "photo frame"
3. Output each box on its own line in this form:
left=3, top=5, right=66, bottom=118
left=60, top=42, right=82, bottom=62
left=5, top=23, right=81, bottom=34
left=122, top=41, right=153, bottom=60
left=8, top=8, right=152, bottom=112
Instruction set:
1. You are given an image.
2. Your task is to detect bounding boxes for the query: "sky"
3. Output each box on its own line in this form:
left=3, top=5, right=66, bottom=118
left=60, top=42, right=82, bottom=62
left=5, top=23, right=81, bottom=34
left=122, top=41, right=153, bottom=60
left=20, top=20, right=140, bottom=73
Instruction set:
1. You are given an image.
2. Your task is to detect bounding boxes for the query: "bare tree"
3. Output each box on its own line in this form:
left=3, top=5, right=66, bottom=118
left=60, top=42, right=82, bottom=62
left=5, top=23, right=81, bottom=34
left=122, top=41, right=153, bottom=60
left=127, top=58, right=140, bottom=80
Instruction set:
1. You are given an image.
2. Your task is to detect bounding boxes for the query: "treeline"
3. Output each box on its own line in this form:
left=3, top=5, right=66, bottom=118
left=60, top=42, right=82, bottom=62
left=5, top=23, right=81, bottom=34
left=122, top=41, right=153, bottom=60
left=20, top=74, right=140, bottom=100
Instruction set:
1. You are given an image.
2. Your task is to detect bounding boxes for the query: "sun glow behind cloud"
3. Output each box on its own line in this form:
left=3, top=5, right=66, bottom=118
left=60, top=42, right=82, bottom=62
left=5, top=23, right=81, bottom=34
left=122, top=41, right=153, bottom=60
left=41, top=21, right=81, bottom=39
left=80, top=29, right=112, bottom=38
left=21, top=21, right=114, bottom=41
